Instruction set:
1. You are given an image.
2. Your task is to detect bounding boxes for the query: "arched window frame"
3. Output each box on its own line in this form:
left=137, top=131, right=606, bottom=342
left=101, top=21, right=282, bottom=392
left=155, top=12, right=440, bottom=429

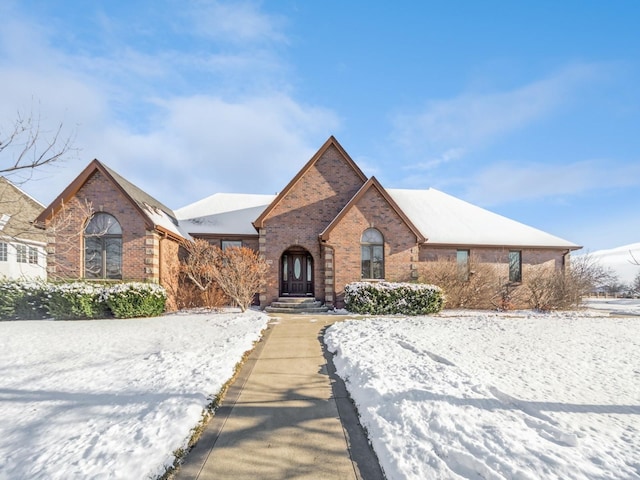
left=361, top=228, right=384, bottom=279
left=84, top=212, right=122, bottom=279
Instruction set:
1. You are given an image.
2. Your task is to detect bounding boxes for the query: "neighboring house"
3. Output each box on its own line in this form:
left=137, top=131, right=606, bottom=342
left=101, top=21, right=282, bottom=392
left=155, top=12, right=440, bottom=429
left=0, top=177, right=47, bottom=280
left=37, top=136, right=581, bottom=309
left=34, top=160, right=188, bottom=293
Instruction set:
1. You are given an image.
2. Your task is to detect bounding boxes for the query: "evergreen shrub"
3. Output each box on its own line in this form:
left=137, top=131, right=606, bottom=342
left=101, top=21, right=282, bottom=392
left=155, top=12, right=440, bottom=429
left=0, top=280, right=49, bottom=319
left=101, top=282, right=166, bottom=318
left=46, top=282, right=108, bottom=320
left=344, top=281, right=445, bottom=315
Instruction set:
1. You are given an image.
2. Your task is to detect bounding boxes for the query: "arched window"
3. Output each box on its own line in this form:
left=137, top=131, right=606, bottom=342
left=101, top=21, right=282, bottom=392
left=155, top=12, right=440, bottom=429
left=361, top=228, right=384, bottom=279
left=84, top=213, right=122, bottom=279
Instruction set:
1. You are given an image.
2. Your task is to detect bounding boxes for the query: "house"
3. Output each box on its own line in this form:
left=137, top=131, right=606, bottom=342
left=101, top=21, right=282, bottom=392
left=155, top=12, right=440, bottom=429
left=36, top=136, right=581, bottom=309
left=34, top=160, right=188, bottom=302
left=0, top=177, right=47, bottom=280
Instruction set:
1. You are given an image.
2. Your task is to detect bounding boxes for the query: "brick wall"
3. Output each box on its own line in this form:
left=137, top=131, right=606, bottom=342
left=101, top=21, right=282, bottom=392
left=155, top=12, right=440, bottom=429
left=259, top=144, right=366, bottom=306
left=46, top=170, right=161, bottom=282
left=325, top=187, right=419, bottom=307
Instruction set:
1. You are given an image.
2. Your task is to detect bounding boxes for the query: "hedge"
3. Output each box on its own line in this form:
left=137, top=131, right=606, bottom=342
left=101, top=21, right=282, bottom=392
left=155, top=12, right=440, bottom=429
left=344, top=281, right=445, bottom=315
left=0, top=280, right=167, bottom=320
left=100, top=282, right=166, bottom=318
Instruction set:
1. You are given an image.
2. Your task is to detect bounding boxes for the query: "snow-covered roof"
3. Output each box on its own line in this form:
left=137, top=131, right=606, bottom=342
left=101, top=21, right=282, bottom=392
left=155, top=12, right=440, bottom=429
left=141, top=203, right=192, bottom=240
left=387, top=188, right=581, bottom=249
left=176, top=193, right=275, bottom=235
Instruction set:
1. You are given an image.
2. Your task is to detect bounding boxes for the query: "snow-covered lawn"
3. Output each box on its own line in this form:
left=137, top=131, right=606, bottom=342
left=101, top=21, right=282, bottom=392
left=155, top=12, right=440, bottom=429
left=582, top=297, right=640, bottom=316
left=325, top=311, right=640, bottom=480
left=0, top=310, right=269, bottom=480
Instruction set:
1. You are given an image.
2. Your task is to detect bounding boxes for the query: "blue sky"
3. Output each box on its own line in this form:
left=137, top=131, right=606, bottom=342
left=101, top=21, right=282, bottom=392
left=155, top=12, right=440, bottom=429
left=1, top=1, right=639, bottom=252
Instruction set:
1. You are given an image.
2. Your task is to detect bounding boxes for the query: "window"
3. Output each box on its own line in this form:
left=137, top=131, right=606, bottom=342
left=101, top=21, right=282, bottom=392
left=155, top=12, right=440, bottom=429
left=84, top=213, right=122, bottom=279
left=221, top=240, right=243, bottom=250
left=509, top=250, right=522, bottom=283
left=457, top=250, right=470, bottom=281
left=361, top=228, right=384, bottom=279
left=0, top=242, right=6, bottom=262
left=16, top=244, right=27, bottom=263
left=28, top=246, right=38, bottom=265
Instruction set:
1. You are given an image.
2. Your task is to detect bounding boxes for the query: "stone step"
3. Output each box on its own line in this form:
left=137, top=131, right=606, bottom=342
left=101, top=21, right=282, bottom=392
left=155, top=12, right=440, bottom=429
left=273, top=297, right=317, bottom=304
left=264, top=297, right=329, bottom=314
left=264, top=306, right=329, bottom=314
left=269, top=300, right=323, bottom=309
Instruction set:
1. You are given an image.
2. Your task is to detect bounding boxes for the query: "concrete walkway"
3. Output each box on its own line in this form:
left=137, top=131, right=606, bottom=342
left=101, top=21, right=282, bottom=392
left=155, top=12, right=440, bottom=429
left=175, top=314, right=384, bottom=480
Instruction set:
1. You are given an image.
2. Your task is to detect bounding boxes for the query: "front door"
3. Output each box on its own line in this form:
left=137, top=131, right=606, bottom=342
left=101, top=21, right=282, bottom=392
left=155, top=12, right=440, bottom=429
left=281, top=250, right=313, bottom=296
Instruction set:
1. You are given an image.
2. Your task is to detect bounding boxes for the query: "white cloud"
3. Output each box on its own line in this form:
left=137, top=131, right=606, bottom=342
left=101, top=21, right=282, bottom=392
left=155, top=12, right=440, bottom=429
left=393, top=64, right=602, bottom=167
left=88, top=94, right=339, bottom=207
left=463, top=160, right=640, bottom=206
left=0, top=2, right=340, bottom=208
left=187, top=0, right=287, bottom=45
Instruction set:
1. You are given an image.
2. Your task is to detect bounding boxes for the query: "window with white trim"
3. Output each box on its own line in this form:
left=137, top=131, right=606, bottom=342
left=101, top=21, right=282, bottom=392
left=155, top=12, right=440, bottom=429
left=0, top=242, right=7, bottom=262
left=16, top=244, right=27, bottom=263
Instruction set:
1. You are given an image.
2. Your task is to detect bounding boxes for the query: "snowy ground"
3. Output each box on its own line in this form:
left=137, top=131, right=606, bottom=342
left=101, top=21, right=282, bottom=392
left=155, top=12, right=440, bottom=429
left=325, top=309, right=640, bottom=480
left=0, top=310, right=269, bottom=480
left=582, top=297, right=640, bottom=316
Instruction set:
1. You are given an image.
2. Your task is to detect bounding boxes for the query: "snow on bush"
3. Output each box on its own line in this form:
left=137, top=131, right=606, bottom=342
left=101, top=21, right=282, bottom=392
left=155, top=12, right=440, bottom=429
left=100, top=282, right=167, bottom=318
left=46, top=281, right=108, bottom=320
left=344, top=281, right=445, bottom=315
left=0, top=280, right=168, bottom=320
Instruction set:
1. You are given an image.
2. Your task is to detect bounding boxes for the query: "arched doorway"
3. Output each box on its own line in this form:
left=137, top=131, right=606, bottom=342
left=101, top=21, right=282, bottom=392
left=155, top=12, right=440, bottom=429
left=280, top=247, right=314, bottom=296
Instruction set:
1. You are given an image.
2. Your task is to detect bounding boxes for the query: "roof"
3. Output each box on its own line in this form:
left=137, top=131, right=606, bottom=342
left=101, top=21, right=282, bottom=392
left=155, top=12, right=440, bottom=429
left=176, top=193, right=275, bottom=235
left=35, top=160, right=190, bottom=241
left=0, top=176, right=46, bottom=242
left=320, top=177, right=425, bottom=243
left=253, top=136, right=367, bottom=229
left=387, top=188, right=581, bottom=249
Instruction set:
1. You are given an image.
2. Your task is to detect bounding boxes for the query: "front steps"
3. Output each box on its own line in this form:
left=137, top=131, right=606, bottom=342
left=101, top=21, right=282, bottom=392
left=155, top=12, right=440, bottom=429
left=265, top=297, right=329, bottom=314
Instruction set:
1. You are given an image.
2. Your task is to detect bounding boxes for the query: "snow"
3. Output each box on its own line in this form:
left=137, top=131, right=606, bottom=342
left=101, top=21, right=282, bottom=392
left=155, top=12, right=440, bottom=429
left=582, top=297, right=640, bottom=316
left=325, top=310, right=640, bottom=480
left=141, top=203, right=192, bottom=240
left=174, top=193, right=275, bottom=235
left=0, top=310, right=269, bottom=480
left=578, top=242, right=640, bottom=285
left=388, top=188, right=581, bottom=249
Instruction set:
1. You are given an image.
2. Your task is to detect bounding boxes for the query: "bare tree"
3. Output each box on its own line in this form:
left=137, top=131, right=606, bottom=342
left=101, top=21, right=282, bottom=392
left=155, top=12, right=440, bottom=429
left=632, top=272, right=640, bottom=297
left=44, top=199, right=94, bottom=280
left=1, top=109, right=76, bottom=182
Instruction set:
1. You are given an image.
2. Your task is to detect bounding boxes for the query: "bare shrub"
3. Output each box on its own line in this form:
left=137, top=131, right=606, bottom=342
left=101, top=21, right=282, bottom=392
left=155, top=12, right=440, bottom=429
left=180, top=240, right=269, bottom=312
left=214, top=246, right=269, bottom=312
left=420, top=259, right=503, bottom=309
left=175, top=274, right=229, bottom=310
left=523, top=255, right=617, bottom=310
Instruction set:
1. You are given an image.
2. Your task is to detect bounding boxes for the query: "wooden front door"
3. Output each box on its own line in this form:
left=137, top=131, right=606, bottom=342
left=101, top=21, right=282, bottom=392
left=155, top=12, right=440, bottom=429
left=281, top=251, right=313, bottom=296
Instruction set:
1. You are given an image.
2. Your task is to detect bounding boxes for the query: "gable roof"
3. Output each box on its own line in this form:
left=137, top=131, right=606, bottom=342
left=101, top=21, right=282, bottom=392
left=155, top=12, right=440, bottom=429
left=388, top=188, right=581, bottom=250
left=176, top=193, right=275, bottom=236
left=253, top=136, right=368, bottom=229
left=35, top=160, right=189, bottom=241
left=320, top=177, right=426, bottom=243
left=0, top=176, right=46, bottom=242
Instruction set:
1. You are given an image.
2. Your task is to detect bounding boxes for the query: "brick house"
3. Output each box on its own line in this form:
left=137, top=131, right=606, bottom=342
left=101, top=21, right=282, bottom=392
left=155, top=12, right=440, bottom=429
left=179, top=136, right=581, bottom=309
left=36, top=136, right=581, bottom=309
left=34, top=161, right=187, bottom=301
left=0, top=177, right=47, bottom=280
